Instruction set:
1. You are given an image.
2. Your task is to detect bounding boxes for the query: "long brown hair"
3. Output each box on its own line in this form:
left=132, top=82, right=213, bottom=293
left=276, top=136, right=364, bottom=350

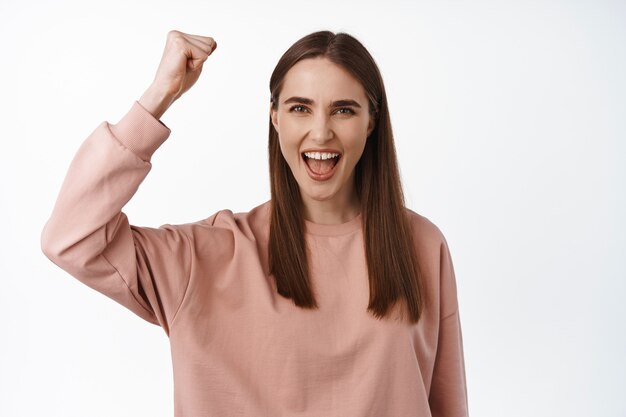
left=268, top=30, right=424, bottom=323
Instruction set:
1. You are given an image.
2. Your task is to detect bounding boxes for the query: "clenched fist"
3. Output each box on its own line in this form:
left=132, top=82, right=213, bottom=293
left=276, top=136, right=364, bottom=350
left=140, top=30, right=217, bottom=119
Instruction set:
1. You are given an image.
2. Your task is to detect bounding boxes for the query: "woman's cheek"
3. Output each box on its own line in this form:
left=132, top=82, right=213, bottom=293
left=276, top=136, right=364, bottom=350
left=284, top=119, right=307, bottom=136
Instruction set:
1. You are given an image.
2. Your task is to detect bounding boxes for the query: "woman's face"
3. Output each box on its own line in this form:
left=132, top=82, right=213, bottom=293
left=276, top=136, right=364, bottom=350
left=270, top=57, right=375, bottom=214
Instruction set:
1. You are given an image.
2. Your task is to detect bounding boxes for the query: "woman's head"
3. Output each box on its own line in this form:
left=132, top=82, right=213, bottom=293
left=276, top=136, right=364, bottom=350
left=270, top=56, right=374, bottom=216
left=268, top=30, right=392, bottom=216
left=267, top=31, right=424, bottom=323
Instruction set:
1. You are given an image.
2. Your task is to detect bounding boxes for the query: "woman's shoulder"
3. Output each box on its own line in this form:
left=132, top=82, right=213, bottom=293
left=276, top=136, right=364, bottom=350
left=172, top=201, right=270, bottom=228
left=177, top=200, right=271, bottom=240
left=403, top=207, right=449, bottom=248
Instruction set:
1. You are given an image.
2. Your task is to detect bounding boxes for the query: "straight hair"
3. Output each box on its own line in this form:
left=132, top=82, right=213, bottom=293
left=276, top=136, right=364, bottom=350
left=268, top=30, right=424, bottom=323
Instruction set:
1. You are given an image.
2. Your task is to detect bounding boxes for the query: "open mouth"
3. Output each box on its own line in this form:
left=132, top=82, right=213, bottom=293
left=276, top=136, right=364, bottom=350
left=301, top=151, right=341, bottom=177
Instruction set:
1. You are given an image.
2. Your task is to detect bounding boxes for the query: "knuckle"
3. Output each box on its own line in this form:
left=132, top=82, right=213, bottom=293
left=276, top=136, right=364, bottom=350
left=170, top=35, right=187, bottom=49
left=167, top=30, right=184, bottom=42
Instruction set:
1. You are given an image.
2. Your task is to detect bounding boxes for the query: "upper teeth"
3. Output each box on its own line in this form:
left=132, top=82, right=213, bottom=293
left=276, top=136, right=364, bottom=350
left=304, top=152, right=339, bottom=160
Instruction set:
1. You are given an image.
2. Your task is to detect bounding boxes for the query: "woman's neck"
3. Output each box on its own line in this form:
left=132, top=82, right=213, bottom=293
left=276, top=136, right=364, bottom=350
left=301, top=189, right=361, bottom=225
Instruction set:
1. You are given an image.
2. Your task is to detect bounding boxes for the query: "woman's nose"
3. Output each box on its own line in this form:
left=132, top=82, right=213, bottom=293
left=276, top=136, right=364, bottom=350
left=309, top=113, right=334, bottom=143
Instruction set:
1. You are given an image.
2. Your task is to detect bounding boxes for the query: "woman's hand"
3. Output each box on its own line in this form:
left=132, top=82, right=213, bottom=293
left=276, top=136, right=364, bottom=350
left=139, top=30, right=217, bottom=119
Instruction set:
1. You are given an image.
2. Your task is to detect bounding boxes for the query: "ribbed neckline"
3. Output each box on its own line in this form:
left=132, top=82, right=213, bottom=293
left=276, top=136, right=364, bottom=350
left=304, top=213, right=363, bottom=236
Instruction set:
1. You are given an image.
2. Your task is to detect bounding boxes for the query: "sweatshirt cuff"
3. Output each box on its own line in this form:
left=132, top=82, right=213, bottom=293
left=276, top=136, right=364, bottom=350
left=109, top=101, right=172, bottom=162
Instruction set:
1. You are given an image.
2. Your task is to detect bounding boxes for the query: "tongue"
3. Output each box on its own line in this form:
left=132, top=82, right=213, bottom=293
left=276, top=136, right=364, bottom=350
left=306, top=157, right=338, bottom=175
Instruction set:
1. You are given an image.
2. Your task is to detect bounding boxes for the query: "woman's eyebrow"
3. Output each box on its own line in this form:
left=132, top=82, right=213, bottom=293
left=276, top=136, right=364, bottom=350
left=283, top=96, right=362, bottom=108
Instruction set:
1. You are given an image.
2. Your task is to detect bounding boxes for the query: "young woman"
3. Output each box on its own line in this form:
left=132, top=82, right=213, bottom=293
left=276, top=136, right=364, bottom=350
left=41, top=30, right=468, bottom=416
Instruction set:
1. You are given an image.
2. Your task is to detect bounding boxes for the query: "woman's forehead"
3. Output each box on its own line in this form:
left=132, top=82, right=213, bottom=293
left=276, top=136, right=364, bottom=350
left=280, top=57, right=367, bottom=104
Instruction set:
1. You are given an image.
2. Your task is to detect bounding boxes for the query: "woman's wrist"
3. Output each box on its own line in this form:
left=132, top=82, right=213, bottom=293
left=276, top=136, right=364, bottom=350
left=138, top=85, right=175, bottom=120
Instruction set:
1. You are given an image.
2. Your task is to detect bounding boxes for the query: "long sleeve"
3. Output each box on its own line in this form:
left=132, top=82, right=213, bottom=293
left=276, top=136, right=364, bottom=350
left=40, top=101, right=192, bottom=336
left=429, top=235, right=469, bottom=416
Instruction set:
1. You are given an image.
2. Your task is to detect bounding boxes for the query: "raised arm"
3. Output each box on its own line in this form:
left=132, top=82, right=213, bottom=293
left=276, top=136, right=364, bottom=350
left=40, top=31, right=217, bottom=336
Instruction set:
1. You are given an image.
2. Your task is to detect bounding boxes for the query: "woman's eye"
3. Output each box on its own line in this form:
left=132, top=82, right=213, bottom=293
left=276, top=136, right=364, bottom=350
left=290, top=105, right=307, bottom=113
left=336, top=108, right=354, bottom=115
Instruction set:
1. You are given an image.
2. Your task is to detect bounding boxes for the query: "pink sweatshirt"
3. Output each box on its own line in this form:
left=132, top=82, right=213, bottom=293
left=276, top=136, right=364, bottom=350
left=41, top=101, right=469, bottom=417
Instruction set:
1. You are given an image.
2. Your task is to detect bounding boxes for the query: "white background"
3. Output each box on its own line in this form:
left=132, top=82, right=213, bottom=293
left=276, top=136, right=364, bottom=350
left=1, top=0, right=624, bottom=416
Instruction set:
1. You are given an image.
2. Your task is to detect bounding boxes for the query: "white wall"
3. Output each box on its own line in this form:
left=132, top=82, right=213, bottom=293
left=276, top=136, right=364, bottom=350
left=1, top=0, right=624, bottom=416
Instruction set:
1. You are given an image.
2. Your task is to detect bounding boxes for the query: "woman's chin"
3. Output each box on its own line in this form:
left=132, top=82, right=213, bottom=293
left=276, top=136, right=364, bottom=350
left=296, top=172, right=355, bottom=206
left=301, top=190, right=337, bottom=203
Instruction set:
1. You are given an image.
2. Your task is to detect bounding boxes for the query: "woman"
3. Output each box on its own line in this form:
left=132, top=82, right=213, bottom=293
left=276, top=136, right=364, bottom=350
left=41, top=29, right=468, bottom=416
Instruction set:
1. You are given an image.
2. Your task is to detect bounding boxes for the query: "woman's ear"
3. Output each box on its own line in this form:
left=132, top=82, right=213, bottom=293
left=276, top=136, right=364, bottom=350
left=270, top=103, right=278, bottom=133
left=367, top=114, right=375, bottom=136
